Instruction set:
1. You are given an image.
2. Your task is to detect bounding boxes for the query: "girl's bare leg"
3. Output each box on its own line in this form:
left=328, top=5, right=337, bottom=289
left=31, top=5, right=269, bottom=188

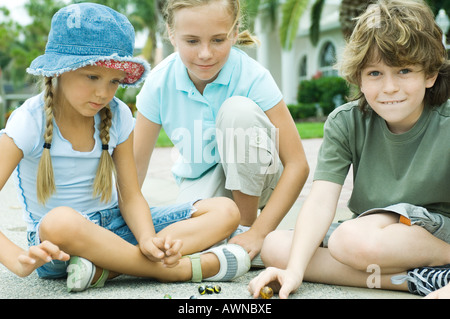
left=157, top=197, right=240, bottom=255
left=39, top=207, right=220, bottom=282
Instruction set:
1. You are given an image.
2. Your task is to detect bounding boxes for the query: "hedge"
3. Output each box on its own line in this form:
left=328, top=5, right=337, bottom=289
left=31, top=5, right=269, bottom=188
left=288, top=76, right=350, bottom=120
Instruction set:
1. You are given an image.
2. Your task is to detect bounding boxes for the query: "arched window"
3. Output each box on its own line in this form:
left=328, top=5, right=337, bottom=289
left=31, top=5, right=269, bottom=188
left=319, top=41, right=338, bottom=77
left=299, top=55, right=307, bottom=81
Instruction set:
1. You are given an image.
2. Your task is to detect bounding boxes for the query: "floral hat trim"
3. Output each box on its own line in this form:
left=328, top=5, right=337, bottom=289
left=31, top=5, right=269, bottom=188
left=95, top=59, right=146, bottom=84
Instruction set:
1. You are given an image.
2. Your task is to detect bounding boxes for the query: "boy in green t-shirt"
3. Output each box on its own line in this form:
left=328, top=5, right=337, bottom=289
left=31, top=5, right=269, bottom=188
left=248, top=0, right=450, bottom=298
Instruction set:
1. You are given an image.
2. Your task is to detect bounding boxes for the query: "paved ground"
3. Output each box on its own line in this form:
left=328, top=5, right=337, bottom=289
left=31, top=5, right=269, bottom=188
left=0, top=138, right=418, bottom=300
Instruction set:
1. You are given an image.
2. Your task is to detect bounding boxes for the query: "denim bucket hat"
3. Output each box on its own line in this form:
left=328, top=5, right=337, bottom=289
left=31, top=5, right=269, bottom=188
left=27, top=3, right=150, bottom=87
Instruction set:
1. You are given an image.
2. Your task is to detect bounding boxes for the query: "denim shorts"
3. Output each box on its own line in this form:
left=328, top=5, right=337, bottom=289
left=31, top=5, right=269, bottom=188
left=322, top=203, right=450, bottom=247
left=27, top=201, right=197, bottom=279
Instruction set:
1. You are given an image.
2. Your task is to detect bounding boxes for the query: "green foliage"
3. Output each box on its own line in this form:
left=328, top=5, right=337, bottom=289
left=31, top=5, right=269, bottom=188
left=286, top=76, right=349, bottom=120
left=115, top=86, right=140, bottom=114
left=0, top=0, right=65, bottom=85
left=297, top=79, right=318, bottom=103
left=309, top=0, right=324, bottom=47
left=240, top=0, right=262, bottom=31
left=279, top=0, right=308, bottom=50
left=287, top=103, right=317, bottom=119
left=297, top=76, right=349, bottom=115
left=426, top=0, right=450, bottom=17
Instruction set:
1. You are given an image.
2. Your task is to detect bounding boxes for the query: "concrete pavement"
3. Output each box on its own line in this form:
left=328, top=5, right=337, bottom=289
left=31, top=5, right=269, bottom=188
left=0, top=138, right=418, bottom=299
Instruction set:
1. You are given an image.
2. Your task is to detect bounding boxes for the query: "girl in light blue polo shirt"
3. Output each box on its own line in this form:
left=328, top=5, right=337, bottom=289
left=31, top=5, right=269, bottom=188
left=135, top=0, right=310, bottom=264
left=0, top=3, right=250, bottom=292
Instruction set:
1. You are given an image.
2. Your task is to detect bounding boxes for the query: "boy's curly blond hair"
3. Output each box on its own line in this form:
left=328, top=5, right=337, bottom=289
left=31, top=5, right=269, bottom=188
left=338, top=0, right=449, bottom=112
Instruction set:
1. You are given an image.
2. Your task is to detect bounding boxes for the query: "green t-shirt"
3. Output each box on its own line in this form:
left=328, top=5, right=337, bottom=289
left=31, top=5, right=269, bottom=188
left=314, top=100, right=450, bottom=218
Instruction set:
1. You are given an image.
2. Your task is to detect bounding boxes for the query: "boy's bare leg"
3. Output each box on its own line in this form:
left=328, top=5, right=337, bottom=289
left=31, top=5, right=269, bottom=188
left=328, top=213, right=450, bottom=273
left=260, top=230, right=408, bottom=291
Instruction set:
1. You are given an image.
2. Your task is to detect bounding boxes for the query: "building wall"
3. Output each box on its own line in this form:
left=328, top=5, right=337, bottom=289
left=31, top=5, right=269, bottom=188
left=253, top=0, right=346, bottom=105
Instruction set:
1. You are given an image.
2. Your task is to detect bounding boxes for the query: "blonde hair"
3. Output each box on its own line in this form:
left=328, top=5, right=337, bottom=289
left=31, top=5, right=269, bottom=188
left=36, top=76, right=116, bottom=204
left=339, top=0, right=450, bottom=112
left=163, top=0, right=259, bottom=46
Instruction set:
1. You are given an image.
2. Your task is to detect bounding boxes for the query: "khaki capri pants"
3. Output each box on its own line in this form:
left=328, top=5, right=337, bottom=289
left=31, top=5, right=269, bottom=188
left=176, top=96, right=283, bottom=209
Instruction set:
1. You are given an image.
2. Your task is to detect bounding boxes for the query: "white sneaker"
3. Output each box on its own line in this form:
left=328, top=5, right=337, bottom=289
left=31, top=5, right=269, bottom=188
left=67, top=256, right=95, bottom=292
left=203, top=244, right=251, bottom=281
left=229, top=225, right=265, bottom=268
left=66, top=256, right=109, bottom=292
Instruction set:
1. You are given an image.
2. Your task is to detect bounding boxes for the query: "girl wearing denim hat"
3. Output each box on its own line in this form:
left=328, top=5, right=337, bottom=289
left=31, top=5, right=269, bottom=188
left=249, top=0, right=450, bottom=298
left=134, top=0, right=310, bottom=265
left=0, top=3, right=251, bottom=292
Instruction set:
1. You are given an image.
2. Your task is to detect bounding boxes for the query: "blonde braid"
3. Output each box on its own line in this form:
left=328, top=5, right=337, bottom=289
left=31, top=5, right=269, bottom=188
left=93, top=105, right=117, bottom=203
left=36, top=77, right=56, bottom=204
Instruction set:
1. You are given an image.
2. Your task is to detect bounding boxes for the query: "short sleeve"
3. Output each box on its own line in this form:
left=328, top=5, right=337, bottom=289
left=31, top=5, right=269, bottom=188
left=1, top=99, right=44, bottom=156
left=111, top=98, right=135, bottom=145
left=135, top=74, right=162, bottom=124
left=135, top=55, right=178, bottom=125
left=313, top=113, right=352, bottom=185
left=247, top=68, right=283, bottom=112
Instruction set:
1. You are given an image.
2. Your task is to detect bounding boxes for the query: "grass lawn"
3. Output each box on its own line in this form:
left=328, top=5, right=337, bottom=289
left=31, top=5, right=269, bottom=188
left=296, top=122, right=325, bottom=139
left=155, top=122, right=324, bottom=147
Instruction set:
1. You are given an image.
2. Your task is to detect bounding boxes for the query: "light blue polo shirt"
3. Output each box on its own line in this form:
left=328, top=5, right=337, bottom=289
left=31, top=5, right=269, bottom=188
left=0, top=93, right=134, bottom=231
left=136, top=47, right=283, bottom=181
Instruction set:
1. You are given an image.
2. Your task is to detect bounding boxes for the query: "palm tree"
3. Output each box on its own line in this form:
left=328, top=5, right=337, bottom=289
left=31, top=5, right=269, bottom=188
left=308, top=0, right=323, bottom=46
left=279, top=0, right=309, bottom=49
left=338, top=0, right=370, bottom=39
left=242, top=0, right=310, bottom=50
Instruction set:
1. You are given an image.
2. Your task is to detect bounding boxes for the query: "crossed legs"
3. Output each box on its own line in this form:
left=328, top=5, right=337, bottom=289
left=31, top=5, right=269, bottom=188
left=38, top=197, right=239, bottom=282
left=261, top=212, right=450, bottom=291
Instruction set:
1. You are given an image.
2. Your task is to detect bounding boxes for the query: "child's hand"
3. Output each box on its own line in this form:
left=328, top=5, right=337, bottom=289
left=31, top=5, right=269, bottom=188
left=248, top=267, right=302, bottom=299
left=228, top=228, right=263, bottom=260
left=140, top=236, right=183, bottom=267
left=153, top=236, right=183, bottom=268
left=17, top=240, right=70, bottom=277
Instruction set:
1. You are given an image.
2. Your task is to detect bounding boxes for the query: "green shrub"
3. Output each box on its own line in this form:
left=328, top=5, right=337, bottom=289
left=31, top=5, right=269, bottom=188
left=297, top=76, right=349, bottom=115
left=287, top=103, right=317, bottom=120
left=297, top=80, right=320, bottom=103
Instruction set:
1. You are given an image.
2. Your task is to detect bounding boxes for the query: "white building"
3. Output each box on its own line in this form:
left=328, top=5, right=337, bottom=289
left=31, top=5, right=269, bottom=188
left=253, top=0, right=346, bottom=104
